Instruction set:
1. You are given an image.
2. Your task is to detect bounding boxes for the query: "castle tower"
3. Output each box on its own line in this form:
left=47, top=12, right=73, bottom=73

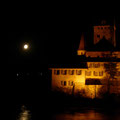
left=77, top=33, right=86, bottom=56
left=94, top=20, right=116, bottom=47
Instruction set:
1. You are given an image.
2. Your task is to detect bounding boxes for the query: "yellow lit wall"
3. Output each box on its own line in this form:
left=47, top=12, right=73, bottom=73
left=50, top=62, right=120, bottom=99
left=51, top=68, right=86, bottom=95
left=85, top=62, right=107, bottom=98
left=77, top=50, right=86, bottom=56
left=77, top=51, right=120, bottom=58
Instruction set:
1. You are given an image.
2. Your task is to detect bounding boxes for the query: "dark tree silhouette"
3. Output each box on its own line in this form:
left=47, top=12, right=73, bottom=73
left=104, top=60, right=118, bottom=94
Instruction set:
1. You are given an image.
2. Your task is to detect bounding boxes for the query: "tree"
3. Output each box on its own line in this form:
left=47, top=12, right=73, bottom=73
left=104, top=61, right=118, bottom=94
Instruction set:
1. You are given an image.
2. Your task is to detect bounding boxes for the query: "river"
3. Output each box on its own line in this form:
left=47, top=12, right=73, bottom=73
left=15, top=105, right=120, bottom=120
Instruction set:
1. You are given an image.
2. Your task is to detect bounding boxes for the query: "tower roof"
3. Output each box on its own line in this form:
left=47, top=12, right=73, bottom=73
left=93, top=37, right=115, bottom=51
left=78, top=33, right=85, bottom=50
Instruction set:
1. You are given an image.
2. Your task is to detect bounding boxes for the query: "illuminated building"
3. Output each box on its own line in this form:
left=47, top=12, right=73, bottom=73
left=50, top=21, right=120, bottom=99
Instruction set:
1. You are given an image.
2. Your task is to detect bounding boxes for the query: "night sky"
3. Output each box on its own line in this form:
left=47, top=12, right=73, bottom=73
left=5, top=9, right=120, bottom=120
left=7, top=16, right=120, bottom=69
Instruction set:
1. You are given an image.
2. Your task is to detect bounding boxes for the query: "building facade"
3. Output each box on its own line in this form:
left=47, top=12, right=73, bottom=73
left=50, top=21, right=120, bottom=99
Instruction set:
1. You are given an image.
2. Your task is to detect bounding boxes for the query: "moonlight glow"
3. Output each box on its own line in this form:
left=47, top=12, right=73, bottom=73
left=23, top=44, right=29, bottom=50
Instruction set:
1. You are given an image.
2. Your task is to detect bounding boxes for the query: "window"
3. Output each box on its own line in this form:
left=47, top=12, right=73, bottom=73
left=94, top=63, right=100, bottom=68
left=76, top=70, right=82, bottom=75
left=61, top=81, right=64, bottom=86
left=81, top=52, right=84, bottom=55
left=97, top=35, right=100, bottom=38
left=68, top=70, right=74, bottom=75
left=99, top=71, right=103, bottom=76
left=61, top=81, right=67, bottom=86
left=64, top=81, right=66, bottom=86
left=61, top=70, right=67, bottom=75
left=71, top=81, right=74, bottom=86
left=68, top=81, right=74, bottom=86
left=85, top=79, right=102, bottom=85
left=85, top=71, right=91, bottom=76
left=94, top=71, right=98, bottom=76
left=54, top=70, right=60, bottom=75
left=88, top=63, right=93, bottom=68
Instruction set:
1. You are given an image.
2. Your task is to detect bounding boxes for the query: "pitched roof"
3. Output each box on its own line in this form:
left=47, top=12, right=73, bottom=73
left=78, top=33, right=85, bottom=50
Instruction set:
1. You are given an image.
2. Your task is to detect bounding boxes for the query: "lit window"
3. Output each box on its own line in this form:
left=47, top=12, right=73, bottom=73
left=68, top=81, right=74, bottom=86
left=68, top=70, right=74, bottom=75
left=76, top=70, right=82, bottom=75
left=68, top=81, right=70, bottom=85
left=94, top=71, right=98, bottom=76
left=81, top=52, right=84, bottom=55
left=61, top=81, right=67, bottom=86
left=98, top=63, right=100, bottom=67
left=94, top=63, right=100, bottom=68
left=71, top=81, right=74, bottom=86
left=85, top=71, right=91, bottom=76
left=54, top=70, right=60, bottom=75
left=99, top=71, right=103, bottom=76
left=61, top=81, right=64, bottom=86
left=61, top=70, right=67, bottom=75
left=89, top=63, right=92, bottom=68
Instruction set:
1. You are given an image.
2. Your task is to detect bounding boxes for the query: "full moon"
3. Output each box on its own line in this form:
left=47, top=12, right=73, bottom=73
left=24, top=44, right=29, bottom=50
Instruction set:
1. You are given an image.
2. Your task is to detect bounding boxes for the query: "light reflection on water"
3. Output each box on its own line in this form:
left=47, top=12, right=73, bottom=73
left=16, top=105, right=120, bottom=120
left=52, top=109, right=120, bottom=120
left=17, top=105, right=31, bottom=120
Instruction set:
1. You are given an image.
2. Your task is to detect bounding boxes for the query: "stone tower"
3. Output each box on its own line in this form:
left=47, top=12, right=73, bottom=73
left=94, top=20, right=116, bottom=47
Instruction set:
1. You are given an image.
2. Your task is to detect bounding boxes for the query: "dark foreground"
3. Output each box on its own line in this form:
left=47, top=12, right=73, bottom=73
left=51, top=108, right=120, bottom=120
left=10, top=103, right=120, bottom=120
left=5, top=71, right=120, bottom=120
left=7, top=89, right=120, bottom=120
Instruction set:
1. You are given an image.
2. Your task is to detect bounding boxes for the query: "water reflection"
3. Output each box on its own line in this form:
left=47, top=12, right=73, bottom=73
left=17, top=105, right=31, bottom=120
left=16, top=105, right=120, bottom=120
left=52, top=109, right=120, bottom=120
